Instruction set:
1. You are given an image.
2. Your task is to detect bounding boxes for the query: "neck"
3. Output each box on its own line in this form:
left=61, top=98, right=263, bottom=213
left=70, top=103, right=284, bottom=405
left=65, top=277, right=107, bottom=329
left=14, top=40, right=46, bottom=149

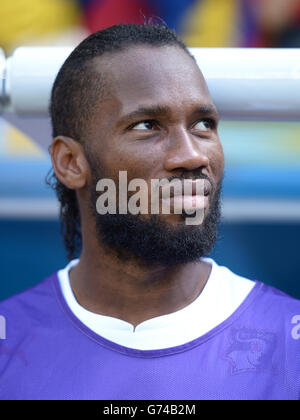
left=69, top=241, right=211, bottom=328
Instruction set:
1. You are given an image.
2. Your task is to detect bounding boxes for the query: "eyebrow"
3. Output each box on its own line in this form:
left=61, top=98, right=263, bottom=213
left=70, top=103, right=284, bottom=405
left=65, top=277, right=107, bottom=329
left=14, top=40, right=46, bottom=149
left=117, top=103, right=219, bottom=126
left=118, top=105, right=170, bottom=126
left=196, top=104, right=219, bottom=120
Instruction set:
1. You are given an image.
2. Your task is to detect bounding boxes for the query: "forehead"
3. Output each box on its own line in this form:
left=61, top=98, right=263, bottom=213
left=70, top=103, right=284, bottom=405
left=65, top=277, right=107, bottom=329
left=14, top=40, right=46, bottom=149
left=95, top=45, right=212, bottom=116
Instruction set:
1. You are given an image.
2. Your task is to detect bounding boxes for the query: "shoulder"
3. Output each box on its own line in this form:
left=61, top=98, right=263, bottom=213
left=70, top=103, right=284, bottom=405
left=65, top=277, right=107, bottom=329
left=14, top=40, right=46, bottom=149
left=0, top=273, right=57, bottom=307
left=255, top=283, right=300, bottom=351
left=236, top=282, right=300, bottom=362
left=207, top=258, right=300, bottom=341
left=205, top=257, right=300, bottom=316
left=255, top=282, right=300, bottom=317
left=0, top=273, right=59, bottom=333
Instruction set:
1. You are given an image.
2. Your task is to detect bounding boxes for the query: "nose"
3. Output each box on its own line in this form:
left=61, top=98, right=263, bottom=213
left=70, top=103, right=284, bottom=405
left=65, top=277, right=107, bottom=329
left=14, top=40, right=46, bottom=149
left=163, top=127, right=209, bottom=172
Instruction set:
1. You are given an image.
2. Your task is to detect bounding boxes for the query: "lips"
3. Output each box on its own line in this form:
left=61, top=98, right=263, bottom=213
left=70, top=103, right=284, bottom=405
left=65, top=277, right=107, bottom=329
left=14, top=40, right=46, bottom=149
left=170, top=194, right=209, bottom=212
left=159, top=178, right=212, bottom=213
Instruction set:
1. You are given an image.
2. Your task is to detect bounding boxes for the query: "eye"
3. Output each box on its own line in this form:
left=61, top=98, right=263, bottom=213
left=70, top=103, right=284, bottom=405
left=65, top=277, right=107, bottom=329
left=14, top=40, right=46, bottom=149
left=131, top=120, right=157, bottom=130
left=193, top=119, right=215, bottom=131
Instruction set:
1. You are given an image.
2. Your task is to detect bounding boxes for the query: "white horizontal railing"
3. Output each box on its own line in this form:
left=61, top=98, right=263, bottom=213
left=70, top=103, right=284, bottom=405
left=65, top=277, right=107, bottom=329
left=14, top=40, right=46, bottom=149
left=0, top=197, right=300, bottom=221
left=0, top=47, right=300, bottom=120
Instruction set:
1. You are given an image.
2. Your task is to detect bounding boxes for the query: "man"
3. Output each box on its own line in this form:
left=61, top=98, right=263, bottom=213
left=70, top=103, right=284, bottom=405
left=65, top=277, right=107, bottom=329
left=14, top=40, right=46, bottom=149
left=0, top=24, right=299, bottom=400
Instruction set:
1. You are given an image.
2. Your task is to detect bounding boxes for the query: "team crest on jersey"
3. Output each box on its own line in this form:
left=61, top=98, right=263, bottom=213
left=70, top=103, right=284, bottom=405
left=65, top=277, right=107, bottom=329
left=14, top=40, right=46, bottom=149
left=224, top=326, right=277, bottom=375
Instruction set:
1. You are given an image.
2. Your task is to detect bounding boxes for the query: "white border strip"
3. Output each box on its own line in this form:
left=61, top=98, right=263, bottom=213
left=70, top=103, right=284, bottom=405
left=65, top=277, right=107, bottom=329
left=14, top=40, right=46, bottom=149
left=0, top=198, right=59, bottom=219
left=222, top=198, right=300, bottom=222
left=0, top=197, right=300, bottom=221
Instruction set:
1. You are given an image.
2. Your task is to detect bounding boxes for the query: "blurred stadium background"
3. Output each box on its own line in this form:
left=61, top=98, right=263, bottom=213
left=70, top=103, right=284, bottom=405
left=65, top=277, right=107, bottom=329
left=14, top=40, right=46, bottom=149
left=0, top=0, right=300, bottom=300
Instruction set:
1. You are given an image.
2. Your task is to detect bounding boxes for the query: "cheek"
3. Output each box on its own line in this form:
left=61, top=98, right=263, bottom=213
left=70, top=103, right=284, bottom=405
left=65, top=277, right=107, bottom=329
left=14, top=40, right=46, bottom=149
left=100, top=145, right=159, bottom=183
left=117, top=139, right=162, bottom=175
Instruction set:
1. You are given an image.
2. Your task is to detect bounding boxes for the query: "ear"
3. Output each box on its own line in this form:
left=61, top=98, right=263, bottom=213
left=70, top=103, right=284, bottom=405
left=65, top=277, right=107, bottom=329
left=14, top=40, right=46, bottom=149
left=51, top=136, right=89, bottom=189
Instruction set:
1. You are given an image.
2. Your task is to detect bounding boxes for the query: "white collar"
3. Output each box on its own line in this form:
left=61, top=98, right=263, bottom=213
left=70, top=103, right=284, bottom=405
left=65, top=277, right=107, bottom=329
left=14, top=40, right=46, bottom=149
left=58, top=258, right=255, bottom=350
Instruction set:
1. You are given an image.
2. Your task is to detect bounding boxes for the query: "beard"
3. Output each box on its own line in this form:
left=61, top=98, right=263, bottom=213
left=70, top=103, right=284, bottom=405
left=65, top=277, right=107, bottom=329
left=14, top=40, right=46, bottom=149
left=87, top=159, right=223, bottom=267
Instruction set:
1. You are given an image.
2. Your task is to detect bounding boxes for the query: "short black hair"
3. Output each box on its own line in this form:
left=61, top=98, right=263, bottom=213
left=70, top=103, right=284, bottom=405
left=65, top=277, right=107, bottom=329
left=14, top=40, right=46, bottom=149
left=48, top=23, right=193, bottom=260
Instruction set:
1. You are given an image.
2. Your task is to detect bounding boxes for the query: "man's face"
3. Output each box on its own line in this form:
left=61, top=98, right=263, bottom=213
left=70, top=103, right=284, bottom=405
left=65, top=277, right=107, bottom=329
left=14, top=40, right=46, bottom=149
left=84, top=45, right=225, bottom=265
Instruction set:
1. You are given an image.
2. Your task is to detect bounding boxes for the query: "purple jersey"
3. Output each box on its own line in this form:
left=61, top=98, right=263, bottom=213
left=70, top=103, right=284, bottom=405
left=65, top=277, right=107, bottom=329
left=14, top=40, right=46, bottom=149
left=0, top=272, right=299, bottom=400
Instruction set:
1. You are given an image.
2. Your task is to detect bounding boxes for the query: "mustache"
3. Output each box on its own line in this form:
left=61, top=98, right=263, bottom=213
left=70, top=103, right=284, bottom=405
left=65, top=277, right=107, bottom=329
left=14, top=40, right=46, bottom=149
left=165, top=171, right=213, bottom=191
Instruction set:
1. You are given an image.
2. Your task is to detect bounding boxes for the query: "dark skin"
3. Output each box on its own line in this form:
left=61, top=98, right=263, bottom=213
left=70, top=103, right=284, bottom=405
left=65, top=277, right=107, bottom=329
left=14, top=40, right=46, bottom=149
left=51, top=45, right=225, bottom=328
